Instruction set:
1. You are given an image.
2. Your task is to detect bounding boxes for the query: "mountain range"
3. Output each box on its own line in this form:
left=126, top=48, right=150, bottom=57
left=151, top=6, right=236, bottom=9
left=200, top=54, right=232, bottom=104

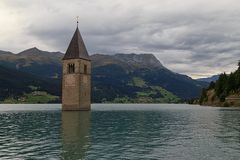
left=196, top=75, right=220, bottom=83
left=0, top=47, right=208, bottom=103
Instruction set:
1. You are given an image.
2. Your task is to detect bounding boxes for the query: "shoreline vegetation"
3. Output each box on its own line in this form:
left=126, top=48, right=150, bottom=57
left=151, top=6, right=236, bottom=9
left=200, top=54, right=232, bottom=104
left=1, top=91, right=59, bottom=104
left=189, top=62, right=240, bottom=107
left=0, top=85, right=182, bottom=104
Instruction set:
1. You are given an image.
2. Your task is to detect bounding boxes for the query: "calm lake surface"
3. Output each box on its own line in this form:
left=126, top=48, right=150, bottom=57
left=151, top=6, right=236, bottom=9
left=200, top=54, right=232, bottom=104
left=0, top=104, right=239, bottom=160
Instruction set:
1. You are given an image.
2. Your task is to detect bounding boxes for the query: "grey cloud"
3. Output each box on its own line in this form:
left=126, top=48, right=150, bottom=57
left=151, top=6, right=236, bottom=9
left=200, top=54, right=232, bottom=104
left=1, top=0, right=240, bottom=78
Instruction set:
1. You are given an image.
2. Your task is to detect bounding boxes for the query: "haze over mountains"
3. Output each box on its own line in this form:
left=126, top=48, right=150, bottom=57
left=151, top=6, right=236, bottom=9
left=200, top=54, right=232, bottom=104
left=196, top=75, right=220, bottom=83
left=0, top=47, right=208, bottom=103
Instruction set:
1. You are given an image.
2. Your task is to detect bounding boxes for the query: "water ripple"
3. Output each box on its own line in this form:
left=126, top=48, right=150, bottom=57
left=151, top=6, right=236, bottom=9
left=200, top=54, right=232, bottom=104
left=0, top=104, right=239, bottom=159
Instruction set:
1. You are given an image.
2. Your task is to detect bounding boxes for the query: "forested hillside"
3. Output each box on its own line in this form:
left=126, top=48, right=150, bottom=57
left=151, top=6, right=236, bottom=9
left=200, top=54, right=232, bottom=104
left=199, top=62, right=240, bottom=107
left=0, top=65, right=60, bottom=103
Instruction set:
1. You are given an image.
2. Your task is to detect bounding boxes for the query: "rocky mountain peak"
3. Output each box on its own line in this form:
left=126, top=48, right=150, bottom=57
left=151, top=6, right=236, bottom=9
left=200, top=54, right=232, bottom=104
left=114, top=53, right=165, bottom=69
left=18, top=47, right=42, bottom=56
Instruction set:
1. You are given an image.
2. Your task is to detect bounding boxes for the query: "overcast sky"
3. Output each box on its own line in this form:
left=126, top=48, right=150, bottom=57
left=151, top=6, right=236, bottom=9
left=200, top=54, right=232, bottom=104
left=0, top=0, right=240, bottom=78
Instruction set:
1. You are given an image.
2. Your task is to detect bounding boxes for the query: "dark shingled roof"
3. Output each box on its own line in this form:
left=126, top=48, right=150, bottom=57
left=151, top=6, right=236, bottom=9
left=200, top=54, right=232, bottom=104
left=63, top=27, right=90, bottom=60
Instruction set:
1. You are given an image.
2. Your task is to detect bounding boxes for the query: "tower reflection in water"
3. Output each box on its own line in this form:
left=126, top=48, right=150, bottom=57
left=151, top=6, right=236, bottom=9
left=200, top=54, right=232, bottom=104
left=61, top=111, right=91, bottom=159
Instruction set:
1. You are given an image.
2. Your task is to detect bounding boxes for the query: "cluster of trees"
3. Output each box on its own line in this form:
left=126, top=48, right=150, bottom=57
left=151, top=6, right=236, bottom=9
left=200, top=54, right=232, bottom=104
left=200, top=61, right=240, bottom=104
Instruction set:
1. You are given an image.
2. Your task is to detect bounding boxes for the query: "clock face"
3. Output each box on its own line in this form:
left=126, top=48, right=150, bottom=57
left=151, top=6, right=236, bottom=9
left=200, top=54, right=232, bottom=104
left=65, top=75, right=76, bottom=86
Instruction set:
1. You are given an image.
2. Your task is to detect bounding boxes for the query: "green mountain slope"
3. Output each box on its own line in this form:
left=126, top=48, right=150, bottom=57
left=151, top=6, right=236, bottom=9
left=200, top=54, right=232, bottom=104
left=0, top=65, right=61, bottom=102
left=91, top=54, right=207, bottom=102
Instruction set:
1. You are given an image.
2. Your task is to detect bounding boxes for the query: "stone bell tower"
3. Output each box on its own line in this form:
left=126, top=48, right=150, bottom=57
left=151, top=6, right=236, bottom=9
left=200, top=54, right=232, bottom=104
left=62, top=25, right=91, bottom=111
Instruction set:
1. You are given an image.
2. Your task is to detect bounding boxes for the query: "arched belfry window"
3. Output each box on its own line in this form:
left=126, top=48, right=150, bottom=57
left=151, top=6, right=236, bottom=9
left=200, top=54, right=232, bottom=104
left=68, top=63, right=75, bottom=73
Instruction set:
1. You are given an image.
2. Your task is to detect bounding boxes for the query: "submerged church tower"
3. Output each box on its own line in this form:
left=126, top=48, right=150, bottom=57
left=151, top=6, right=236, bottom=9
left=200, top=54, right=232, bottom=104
left=62, top=25, right=91, bottom=111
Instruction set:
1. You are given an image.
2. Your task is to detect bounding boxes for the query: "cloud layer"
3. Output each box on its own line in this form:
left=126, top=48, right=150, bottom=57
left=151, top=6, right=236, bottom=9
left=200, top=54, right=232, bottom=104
left=0, top=0, right=240, bottom=78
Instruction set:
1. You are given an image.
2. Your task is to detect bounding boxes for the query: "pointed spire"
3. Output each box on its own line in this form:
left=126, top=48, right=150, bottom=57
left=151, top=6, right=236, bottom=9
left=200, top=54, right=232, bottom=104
left=63, top=26, right=90, bottom=61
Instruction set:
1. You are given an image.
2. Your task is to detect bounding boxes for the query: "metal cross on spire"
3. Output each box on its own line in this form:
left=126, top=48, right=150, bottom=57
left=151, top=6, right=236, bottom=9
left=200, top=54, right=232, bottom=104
left=77, top=16, right=79, bottom=27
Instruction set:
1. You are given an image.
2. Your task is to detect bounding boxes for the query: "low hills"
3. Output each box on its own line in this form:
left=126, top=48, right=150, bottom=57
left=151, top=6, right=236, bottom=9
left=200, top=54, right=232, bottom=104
left=0, top=47, right=62, bottom=78
left=0, top=47, right=208, bottom=103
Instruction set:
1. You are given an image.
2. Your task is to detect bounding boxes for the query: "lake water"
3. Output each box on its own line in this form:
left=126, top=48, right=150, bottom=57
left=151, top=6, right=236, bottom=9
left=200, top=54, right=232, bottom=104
left=0, top=104, right=239, bottom=160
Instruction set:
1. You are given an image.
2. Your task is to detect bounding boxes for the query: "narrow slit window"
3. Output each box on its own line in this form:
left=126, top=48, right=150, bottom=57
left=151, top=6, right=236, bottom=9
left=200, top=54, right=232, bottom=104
left=68, top=64, right=70, bottom=73
left=72, top=64, right=75, bottom=73
left=84, top=65, right=87, bottom=74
